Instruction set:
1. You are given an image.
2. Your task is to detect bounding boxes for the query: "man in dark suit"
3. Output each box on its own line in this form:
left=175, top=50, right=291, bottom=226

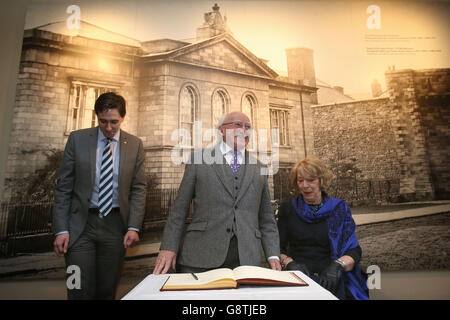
left=153, top=112, right=281, bottom=274
left=52, top=92, right=146, bottom=299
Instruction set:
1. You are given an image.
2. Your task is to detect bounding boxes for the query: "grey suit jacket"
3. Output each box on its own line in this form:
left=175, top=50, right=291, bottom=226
left=160, top=146, right=280, bottom=268
left=52, top=127, right=146, bottom=248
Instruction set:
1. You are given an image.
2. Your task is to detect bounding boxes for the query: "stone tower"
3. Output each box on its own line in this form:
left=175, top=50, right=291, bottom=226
left=285, top=47, right=317, bottom=103
left=285, top=48, right=316, bottom=86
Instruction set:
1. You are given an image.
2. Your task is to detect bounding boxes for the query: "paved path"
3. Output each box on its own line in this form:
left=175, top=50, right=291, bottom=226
left=353, top=203, right=450, bottom=225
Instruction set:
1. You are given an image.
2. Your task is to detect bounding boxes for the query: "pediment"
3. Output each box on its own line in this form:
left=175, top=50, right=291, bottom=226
left=156, top=34, right=278, bottom=79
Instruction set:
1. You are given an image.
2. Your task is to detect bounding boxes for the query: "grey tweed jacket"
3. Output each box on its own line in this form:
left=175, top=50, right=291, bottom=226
left=160, top=146, right=280, bottom=268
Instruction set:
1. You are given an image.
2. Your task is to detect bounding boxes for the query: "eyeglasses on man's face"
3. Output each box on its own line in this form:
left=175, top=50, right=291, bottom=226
left=221, top=121, right=252, bottom=130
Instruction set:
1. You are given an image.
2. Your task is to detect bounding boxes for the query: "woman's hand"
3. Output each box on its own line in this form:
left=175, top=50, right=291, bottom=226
left=335, top=255, right=355, bottom=272
left=319, top=261, right=344, bottom=293
left=280, top=254, right=293, bottom=269
left=285, top=261, right=311, bottom=277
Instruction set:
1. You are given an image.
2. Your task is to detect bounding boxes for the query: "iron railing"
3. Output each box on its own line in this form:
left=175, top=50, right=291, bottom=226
left=0, top=179, right=400, bottom=256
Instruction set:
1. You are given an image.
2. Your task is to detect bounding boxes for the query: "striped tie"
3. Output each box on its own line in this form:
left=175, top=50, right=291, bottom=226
left=98, top=138, right=114, bottom=218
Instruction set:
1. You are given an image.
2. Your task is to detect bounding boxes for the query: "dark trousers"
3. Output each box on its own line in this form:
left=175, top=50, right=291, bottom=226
left=65, top=208, right=125, bottom=300
left=177, top=235, right=240, bottom=273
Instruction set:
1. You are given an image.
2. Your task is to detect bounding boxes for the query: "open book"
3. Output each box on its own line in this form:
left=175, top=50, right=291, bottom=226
left=160, top=265, right=308, bottom=291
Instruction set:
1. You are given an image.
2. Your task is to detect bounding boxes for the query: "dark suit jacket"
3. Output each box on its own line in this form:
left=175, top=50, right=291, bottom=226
left=52, top=127, right=146, bottom=248
left=160, top=146, right=280, bottom=268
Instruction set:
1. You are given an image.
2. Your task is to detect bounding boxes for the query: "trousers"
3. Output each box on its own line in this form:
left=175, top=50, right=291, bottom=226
left=65, top=208, right=125, bottom=299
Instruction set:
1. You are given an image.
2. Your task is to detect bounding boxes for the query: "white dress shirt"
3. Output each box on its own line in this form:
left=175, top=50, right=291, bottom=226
left=219, top=141, right=245, bottom=166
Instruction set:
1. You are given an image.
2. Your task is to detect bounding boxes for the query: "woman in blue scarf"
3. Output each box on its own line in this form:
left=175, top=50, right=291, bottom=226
left=278, top=156, right=369, bottom=300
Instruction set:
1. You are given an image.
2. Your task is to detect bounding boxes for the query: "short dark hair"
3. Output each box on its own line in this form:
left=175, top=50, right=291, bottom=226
left=94, top=92, right=126, bottom=117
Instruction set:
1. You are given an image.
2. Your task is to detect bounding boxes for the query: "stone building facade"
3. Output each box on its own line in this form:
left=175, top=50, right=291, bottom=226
left=312, top=68, right=450, bottom=203
left=4, top=4, right=448, bottom=207
left=3, top=5, right=317, bottom=203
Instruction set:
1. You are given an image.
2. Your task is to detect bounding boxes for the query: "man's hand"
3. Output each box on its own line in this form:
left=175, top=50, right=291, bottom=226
left=268, top=258, right=282, bottom=271
left=53, top=233, right=70, bottom=256
left=123, top=230, right=140, bottom=248
left=153, top=250, right=177, bottom=275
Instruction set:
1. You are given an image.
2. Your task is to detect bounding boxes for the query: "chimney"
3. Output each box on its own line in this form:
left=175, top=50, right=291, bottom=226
left=285, top=47, right=316, bottom=88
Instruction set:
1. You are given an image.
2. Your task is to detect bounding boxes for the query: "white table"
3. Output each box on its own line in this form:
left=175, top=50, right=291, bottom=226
left=122, top=271, right=338, bottom=300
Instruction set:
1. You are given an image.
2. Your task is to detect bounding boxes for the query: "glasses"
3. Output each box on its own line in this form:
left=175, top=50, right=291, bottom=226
left=221, top=121, right=252, bottom=130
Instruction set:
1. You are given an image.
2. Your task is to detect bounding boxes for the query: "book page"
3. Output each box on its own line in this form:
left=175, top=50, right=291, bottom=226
left=232, top=266, right=305, bottom=285
left=164, top=268, right=236, bottom=287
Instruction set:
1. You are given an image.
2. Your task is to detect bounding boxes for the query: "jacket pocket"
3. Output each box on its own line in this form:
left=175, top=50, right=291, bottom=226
left=186, top=221, right=207, bottom=231
left=255, top=229, right=262, bottom=239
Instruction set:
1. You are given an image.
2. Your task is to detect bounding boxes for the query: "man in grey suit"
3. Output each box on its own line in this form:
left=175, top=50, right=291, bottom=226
left=53, top=92, right=146, bottom=299
left=153, top=111, right=281, bottom=274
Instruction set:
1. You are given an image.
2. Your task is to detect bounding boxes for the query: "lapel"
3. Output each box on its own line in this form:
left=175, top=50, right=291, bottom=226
left=210, top=146, right=234, bottom=197
left=88, top=127, right=99, bottom=187
left=236, top=151, right=256, bottom=203
left=118, top=129, right=129, bottom=189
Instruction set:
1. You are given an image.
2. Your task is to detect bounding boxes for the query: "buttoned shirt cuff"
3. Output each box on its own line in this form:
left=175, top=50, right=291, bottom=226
left=267, top=256, right=280, bottom=261
left=128, top=227, right=140, bottom=233
left=55, top=231, right=69, bottom=236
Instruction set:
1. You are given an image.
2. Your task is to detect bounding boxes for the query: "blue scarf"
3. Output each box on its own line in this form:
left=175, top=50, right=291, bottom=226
left=292, top=195, right=369, bottom=300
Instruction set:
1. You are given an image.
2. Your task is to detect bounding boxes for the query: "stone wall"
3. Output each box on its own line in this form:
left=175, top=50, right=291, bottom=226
left=412, top=69, right=450, bottom=199
left=385, top=69, right=434, bottom=200
left=311, top=68, right=450, bottom=204
left=311, top=98, right=402, bottom=204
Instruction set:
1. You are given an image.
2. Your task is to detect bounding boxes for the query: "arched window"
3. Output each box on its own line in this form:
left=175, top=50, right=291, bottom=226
left=212, top=89, right=229, bottom=128
left=241, top=93, right=257, bottom=150
left=242, top=94, right=256, bottom=125
left=179, top=84, right=199, bottom=147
